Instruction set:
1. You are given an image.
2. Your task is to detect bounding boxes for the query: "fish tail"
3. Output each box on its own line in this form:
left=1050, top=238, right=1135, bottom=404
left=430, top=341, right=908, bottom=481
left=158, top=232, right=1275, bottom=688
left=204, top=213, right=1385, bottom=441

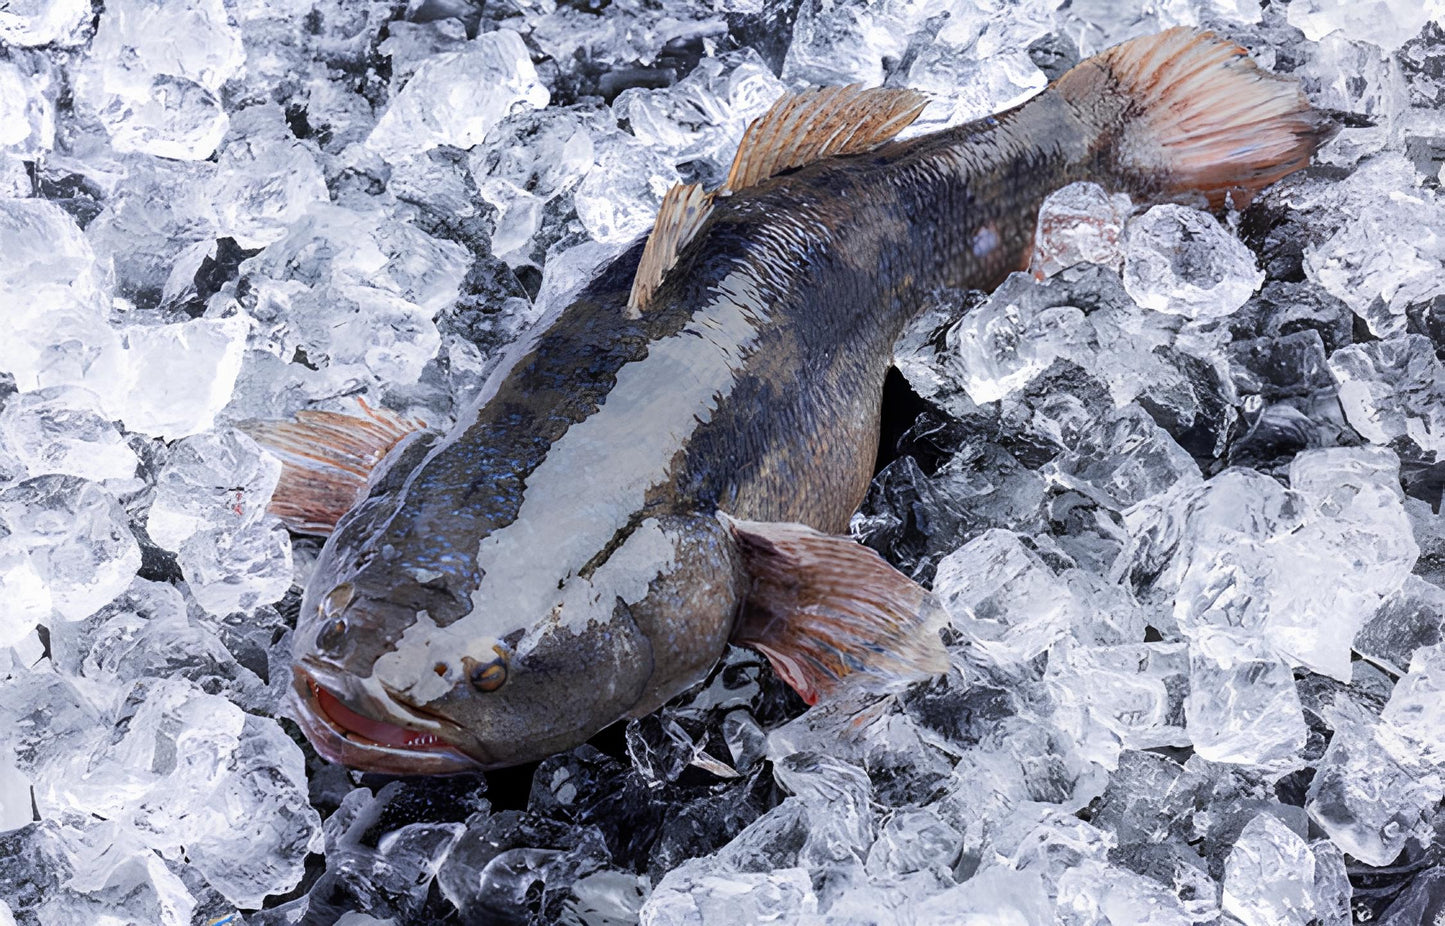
left=1055, top=27, right=1333, bottom=209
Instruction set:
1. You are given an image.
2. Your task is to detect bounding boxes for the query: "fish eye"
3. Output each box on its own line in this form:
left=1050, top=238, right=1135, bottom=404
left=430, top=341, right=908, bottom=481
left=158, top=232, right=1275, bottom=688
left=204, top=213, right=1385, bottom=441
left=469, top=657, right=507, bottom=692
left=316, top=617, right=348, bottom=653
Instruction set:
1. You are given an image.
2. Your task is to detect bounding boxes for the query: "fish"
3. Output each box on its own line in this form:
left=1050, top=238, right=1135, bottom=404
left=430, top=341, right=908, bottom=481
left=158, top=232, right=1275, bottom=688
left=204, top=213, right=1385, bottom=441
left=246, top=27, right=1329, bottom=774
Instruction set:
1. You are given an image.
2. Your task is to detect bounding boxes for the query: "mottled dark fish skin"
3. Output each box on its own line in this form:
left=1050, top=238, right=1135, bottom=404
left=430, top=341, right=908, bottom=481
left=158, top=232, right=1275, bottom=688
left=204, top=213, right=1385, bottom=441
left=289, top=30, right=1325, bottom=770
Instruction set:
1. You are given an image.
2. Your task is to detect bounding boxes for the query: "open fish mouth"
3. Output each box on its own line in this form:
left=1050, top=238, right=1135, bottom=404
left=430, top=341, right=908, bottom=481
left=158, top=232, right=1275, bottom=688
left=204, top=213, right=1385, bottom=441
left=289, top=667, right=482, bottom=775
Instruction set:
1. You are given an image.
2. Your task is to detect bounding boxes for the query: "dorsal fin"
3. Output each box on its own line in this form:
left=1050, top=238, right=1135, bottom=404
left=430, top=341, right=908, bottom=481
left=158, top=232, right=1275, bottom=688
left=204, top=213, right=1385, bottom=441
left=723, top=84, right=928, bottom=193
left=627, top=182, right=713, bottom=314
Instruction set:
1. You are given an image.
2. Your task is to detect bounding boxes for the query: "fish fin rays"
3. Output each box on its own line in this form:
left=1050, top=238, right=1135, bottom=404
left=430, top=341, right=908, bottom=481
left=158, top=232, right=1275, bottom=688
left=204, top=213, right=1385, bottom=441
left=628, top=182, right=713, bottom=314
left=240, top=399, right=429, bottom=536
left=626, top=85, right=927, bottom=312
left=723, top=84, right=928, bottom=193
left=722, top=515, right=949, bottom=705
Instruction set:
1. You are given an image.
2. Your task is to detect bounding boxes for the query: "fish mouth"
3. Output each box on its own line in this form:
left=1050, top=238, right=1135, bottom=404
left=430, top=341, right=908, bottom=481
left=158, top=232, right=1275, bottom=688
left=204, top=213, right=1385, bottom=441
left=289, top=665, right=483, bottom=775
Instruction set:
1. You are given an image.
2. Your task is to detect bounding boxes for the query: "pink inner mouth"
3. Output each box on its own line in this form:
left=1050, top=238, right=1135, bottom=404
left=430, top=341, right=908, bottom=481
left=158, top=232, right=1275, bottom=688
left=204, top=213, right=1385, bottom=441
left=308, top=677, right=456, bottom=751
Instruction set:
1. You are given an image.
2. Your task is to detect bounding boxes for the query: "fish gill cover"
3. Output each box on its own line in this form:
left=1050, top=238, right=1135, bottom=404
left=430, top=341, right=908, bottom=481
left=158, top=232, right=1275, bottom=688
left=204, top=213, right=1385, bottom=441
left=0, top=0, right=1443, bottom=923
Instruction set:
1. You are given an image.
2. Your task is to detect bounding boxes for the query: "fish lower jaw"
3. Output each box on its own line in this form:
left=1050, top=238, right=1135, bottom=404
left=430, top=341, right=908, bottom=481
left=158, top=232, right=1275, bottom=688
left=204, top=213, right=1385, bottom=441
left=290, top=668, right=482, bottom=775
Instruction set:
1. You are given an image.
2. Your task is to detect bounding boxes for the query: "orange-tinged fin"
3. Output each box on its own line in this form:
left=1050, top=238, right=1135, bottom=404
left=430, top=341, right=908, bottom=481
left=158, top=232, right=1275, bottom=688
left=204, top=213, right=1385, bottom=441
left=628, top=182, right=713, bottom=314
left=722, top=515, right=949, bottom=705
left=240, top=399, right=428, bottom=536
left=1056, top=27, right=1332, bottom=209
left=723, top=84, right=929, bottom=193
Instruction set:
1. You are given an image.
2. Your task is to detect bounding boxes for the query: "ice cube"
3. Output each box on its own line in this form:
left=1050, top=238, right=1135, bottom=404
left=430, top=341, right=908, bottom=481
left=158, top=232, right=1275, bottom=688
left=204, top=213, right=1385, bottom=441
left=0, top=0, right=90, bottom=46
left=573, top=133, right=682, bottom=245
left=1287, top=0, right=1439, bottom=51
left=1185, top=629, right=1307, bottom=770
left=1379, top=642, right=1445, bottom=765
left=1047, top=642, right=1191, bottom=768
left=146, top=428, right=281, bottom=553
left=1306, top=706, right=1439, bottom=866
left=640, top=863, right=817, bottom=926
left=1044, top=404, right=1202, bottom=511
left=1354, top=575, right=1445, bottom=675
left=178, top=517, right=294, bottom=617
left=212, top=106, right=331, bottom=249
left=1330, top=334, right=1445, bottom=454
left=74, top=0, right=244, bottom=160
left=865, top=808, right=964, bottom=881
left=944, top=272, right=1087, bottom=404
left=613, top=49, right=786, bottom=181
left=1055, top=858, right=1195, bottom=926
left=781, top=2, right=906, bottom=87
left=366, top=29, right=549, bottom=161
left=1031, top=182, right=1134, bottom=278
left=933, top=529, right=1076, bottom=663
left=0, top=475, right=141, bottom=623
left=911, top=866, right=1054, bottom=925
left=0, top=386, right=140, bottom=486
left=113, top=316, right=250, bottom=440
left=1221, top=812, right=1317, bottom=926
left=1123, top=205, right=1263, bottom=319
left=0, top=60, right=55, bottom=158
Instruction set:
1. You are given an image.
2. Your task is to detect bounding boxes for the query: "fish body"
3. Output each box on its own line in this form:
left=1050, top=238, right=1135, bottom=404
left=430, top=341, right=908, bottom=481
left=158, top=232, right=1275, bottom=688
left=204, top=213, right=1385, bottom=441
left=257, top=29, right=1329, bottom=773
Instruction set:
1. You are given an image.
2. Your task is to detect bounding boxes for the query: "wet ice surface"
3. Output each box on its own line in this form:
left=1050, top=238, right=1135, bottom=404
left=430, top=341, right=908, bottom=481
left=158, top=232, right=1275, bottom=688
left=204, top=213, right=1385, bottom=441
left=2, top=1, right=1445, bottom=924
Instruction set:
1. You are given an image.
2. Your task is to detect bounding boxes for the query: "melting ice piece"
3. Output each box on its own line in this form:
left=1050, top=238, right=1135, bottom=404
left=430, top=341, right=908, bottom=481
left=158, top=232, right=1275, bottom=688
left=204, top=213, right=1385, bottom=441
left=147, top=429, right=281, bottom=553
left=0, top=0, right=90, bottom=46
left=1221, top=812, right=1324, bottom=926
left=114, top=317, right=249, bottom=440
left=613, top=49, right=786, bottom=179
left=73, top=0, right=244, bottom=160
left=1303, top=155, right=1445, bottom=337
left=0, top=60, right=55, bottom=158
left=933, top=529, right=1076, bottom=663
left=944, top=272, right=1086, bottom=404
left=1329, top=334, right=1445, bottom=454
left=179, top=517, right=293, bottom=617
left=1031, top=182, right=1134, bottom=277
left=1185, top=629, right=1307, bottom=770
left=0, top=475, right=141, bottom=624
left=0, top=386, right=140, bottom=486
left=1122, top=205, right=1264, bottom=319
left=1055, top=858, right=1195, bottom=925
left=1287, top=0, right=1439, bottom=51
left=1306, top=701, right=1439, bottom=867
left=366, top=29, right=549, bottom=160
left=211, top=105, right=330, bottom=249
left=573, top=133, right=682, bottom=245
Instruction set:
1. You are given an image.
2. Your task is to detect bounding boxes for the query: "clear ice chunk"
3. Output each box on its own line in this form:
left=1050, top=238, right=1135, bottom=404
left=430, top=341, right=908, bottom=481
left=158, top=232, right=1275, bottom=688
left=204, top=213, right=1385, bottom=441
left=933, top=529, right=1075, bottom=663
left=1054, top=858, right=1195, bottom=926
left=1329, top=334, right=1445, bottom=454
left=1379, top=642, right=1445, bottom=766
left=1044, top=404, right=1202, bottom=511
left=640, top=864, right=817, bottom=925
left=0, top=60, right=55, bottom=158
left=1031, top=182, right=1134, bottom=278
left=0, top=0, right=90, bottom=46
left=0, top=475, right=141, bottom=623
left=613, top=49, right=786, bottom=182
left=1287, top=0, right=1439, bottom=51
left=0, top=386, right=140, bottom=486
left=147, top=428, right=281, bottom=553
left=573, top=133, right=682, bottom=245
left=1185, top=629, right=1307, bottom=770
left=1354, top=574, right=1445, bottom=675
left=366, top=29, right=549, bottom=161
left=1221, top=812, right=1319, bottom=926
left=178, top=517, right=294, bottom=617
left=114, top=316, right=250, bottom=440
left=212, top=105, right=331, bottom=249
left=74, top=0, right=244, bottom=160
left=1047, top=641, right=1191, bottom=768
left=1122, top=205, right=1264, bottom=319
left=943, top=272, right=1087, bottom=404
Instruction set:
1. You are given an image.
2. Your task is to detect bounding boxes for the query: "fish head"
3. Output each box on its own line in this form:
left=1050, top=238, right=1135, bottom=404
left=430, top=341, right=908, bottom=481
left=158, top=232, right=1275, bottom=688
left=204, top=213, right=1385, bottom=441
left=289, top=517, right=661, bottom=772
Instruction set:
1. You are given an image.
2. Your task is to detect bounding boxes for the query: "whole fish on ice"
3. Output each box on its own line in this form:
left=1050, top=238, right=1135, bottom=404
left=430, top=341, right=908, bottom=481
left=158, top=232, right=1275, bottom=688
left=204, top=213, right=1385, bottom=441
left=248, top=28, right=1328, bottom=774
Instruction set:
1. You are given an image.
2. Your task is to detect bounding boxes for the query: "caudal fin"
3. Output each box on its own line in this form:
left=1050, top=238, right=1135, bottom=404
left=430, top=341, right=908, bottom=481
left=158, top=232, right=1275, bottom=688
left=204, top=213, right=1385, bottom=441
left=1056, top=27, right=1332, bottom=209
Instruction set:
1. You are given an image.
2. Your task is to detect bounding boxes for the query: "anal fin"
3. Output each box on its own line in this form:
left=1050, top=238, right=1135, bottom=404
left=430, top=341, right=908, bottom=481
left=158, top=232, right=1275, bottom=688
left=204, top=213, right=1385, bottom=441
left=723, top=515, right=949, bottom=705
left=240, top=399, right=428, bottom=536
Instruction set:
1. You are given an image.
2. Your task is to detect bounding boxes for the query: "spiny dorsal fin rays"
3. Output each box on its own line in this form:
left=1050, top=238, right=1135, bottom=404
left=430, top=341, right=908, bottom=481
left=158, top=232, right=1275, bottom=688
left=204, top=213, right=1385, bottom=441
left=723, top=84, right=929, bottom=193
left=626, top=84, right=929, bottom=314
left=627, top=182, right=713, bottom=315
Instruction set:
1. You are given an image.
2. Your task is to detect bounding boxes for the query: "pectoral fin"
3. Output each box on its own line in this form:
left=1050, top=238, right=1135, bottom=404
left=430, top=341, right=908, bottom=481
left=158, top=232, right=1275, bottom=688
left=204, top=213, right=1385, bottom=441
left=240, top=399, right=429, bottom=536
left=722, top=515, right=949, bottom=705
